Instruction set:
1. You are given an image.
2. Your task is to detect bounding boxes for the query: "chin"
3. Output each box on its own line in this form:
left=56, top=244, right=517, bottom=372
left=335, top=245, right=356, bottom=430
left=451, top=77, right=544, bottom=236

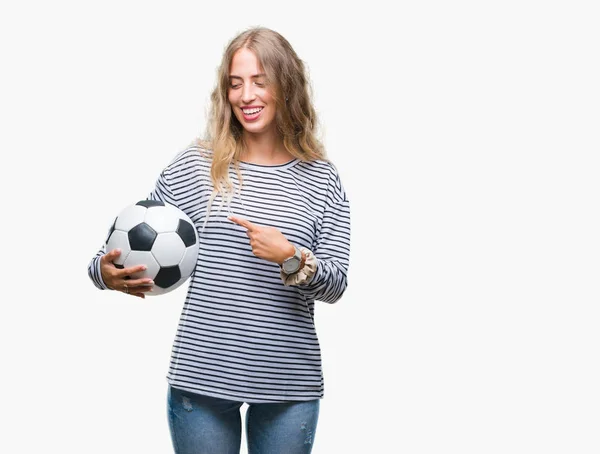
left=244, top=121, right=274, bottom=134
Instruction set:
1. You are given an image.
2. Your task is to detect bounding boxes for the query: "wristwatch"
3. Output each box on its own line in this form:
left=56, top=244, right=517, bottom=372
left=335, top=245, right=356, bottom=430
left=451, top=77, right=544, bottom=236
left=281, top=244, right=303, bottom=274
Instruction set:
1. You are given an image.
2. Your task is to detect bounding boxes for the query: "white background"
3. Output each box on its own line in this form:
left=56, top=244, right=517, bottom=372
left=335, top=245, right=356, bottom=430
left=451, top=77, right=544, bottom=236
left=1, top=1, right=599, bottom=453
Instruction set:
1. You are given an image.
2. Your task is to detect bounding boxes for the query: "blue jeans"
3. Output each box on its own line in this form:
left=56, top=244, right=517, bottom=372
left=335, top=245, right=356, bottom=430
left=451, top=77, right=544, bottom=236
left=167, top=385, right=320, bottom=454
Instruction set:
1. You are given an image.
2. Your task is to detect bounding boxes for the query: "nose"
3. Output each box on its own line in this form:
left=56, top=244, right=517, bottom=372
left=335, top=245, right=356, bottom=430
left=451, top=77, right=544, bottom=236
left=241, top=83, right=257, bottom=104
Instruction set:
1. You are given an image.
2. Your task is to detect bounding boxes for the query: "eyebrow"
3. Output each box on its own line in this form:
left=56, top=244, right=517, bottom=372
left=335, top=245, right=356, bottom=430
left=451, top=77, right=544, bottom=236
left=229, top=73, right=266, bottom=80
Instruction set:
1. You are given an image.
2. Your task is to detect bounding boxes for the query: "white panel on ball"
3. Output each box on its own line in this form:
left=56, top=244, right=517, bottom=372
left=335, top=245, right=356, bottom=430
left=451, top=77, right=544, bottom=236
left=124, top=250, right=160, bottom=280
left=115, top=205, right=147, bottom=231
left=106, top=230, right=131, bottom=265
left=179, top=243, right=199, bottom=279
left=143, top=205, right=180, bottom=233
left=152, top=232, right=186, bottom=267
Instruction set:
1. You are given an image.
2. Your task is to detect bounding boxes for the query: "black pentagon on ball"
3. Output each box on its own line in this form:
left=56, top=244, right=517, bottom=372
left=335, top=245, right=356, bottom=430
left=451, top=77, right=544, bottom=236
left=136, top=199, right=165, bottom=208
left=177, top=219, right=196, bottom=247
left=128, top=223, right=157, bottom=251
left=154, top=266, right=181, bottom=288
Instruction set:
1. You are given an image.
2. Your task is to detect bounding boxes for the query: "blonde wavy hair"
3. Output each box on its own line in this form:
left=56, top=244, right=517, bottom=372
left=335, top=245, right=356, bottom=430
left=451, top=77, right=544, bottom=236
left=192, top=26, right=329, bottom=230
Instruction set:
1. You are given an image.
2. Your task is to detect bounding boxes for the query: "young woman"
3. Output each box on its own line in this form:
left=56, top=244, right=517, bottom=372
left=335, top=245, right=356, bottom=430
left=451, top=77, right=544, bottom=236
left=87, top=26, right=351, bottom=454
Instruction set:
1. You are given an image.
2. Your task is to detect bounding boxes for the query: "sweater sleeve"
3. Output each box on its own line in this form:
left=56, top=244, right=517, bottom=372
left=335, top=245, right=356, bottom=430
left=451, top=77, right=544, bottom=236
left=295, top=167, right=351, bottom=304
left=86, top=169, right=176, bottom=291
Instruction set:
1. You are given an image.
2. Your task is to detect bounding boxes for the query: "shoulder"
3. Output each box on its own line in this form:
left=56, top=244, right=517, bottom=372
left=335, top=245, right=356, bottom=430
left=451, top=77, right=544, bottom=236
left=299, top=159, right=348, bottom=204
left=163, top=140, right=213, bottom=177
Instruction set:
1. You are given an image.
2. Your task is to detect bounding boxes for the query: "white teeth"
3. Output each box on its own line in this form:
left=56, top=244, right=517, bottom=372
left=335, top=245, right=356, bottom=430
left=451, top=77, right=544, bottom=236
left=243, top=107, right=263, bottom=115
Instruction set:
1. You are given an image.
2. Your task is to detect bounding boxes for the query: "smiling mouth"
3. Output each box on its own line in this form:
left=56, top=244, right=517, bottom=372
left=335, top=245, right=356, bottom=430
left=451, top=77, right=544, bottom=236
left=241, top=107, right=264, bottom=121
left=242, top=107, right=264, bottom=115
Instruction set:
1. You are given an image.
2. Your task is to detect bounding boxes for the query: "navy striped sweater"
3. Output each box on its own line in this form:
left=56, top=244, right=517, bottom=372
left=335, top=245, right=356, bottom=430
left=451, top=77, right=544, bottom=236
left=87, top=145, right=351, bottom=403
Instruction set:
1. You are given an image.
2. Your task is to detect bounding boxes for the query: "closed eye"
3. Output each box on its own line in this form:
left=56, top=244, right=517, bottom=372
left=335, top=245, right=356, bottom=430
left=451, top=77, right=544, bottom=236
left=230, top=82, right=265, bottom=89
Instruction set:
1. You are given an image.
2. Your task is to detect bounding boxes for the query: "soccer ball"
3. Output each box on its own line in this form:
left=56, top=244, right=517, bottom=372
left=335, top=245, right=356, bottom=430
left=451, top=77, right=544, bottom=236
left=105, top=200, right=199, bottom=296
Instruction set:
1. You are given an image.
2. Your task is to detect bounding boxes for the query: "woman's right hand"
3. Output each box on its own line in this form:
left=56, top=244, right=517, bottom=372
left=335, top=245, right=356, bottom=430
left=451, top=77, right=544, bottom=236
left=100, top=249, right=154, bottom=299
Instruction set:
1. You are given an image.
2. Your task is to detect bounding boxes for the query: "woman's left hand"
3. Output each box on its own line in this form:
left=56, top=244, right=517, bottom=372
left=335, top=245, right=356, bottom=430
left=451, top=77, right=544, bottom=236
left=228, top=215, right=294, bottom=265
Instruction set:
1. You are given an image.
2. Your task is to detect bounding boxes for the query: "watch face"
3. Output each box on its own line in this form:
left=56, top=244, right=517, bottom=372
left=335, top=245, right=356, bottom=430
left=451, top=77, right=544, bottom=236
left=283, top=258, right=301, bottom=273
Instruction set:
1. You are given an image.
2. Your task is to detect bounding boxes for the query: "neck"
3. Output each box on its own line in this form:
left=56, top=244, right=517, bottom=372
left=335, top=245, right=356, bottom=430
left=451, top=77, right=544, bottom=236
left=240, top=131, right=293, bottom=164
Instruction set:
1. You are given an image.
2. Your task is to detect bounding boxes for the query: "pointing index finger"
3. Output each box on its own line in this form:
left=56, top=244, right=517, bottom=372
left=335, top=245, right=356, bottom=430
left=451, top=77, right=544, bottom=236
left=227, top=215, right=255, bottom=231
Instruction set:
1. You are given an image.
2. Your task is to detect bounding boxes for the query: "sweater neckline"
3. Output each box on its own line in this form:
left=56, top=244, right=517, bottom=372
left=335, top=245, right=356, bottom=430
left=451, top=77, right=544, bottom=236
left=236, top=158, right=300, bottom=171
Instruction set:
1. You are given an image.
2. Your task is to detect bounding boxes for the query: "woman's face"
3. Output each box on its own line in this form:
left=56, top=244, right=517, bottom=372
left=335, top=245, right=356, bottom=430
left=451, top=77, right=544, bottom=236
left=228, top=48, right=278, bottom=136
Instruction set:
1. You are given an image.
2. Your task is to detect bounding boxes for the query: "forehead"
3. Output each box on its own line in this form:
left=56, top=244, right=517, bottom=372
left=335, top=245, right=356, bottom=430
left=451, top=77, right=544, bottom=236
left=229, top=48, right=265, bottom=78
